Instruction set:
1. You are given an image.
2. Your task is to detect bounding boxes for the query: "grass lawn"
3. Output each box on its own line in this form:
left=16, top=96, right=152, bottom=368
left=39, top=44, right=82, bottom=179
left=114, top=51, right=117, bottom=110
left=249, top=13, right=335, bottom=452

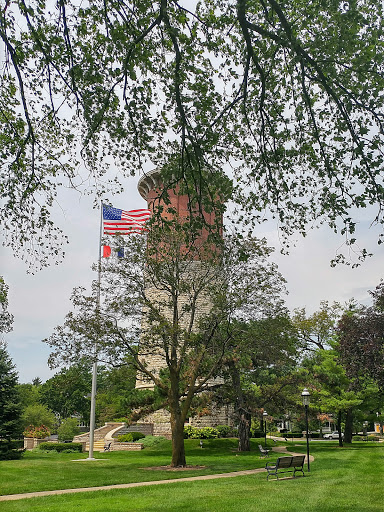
left=0, top=439, right=382, bottom=511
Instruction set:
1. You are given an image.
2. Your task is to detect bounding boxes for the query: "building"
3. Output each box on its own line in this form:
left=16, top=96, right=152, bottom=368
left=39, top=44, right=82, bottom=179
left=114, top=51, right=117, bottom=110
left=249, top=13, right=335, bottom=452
left=134, top=169, right=232, bottom=437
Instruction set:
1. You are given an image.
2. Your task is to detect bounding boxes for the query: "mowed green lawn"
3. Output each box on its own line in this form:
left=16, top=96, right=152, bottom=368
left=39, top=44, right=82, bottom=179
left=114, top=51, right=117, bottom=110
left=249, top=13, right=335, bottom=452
left=0, top=439, right=382, bottom=511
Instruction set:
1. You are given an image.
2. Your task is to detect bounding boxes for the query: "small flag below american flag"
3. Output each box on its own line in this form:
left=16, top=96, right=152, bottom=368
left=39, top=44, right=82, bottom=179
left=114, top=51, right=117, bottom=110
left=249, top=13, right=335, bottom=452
left=102, top=245, right=111, bottom=258
left=103, top=205, right=151, bottom=235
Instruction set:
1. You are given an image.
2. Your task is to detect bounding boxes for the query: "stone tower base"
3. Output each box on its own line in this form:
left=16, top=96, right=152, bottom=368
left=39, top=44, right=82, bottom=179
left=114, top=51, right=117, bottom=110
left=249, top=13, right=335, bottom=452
left=136, top=404, right=234, bottom=439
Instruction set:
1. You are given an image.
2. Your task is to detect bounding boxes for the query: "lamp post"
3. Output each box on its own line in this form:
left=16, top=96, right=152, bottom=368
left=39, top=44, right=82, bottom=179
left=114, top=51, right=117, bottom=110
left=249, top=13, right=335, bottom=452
left=263, top=411, right=268, bottom=449
left=301, top=388, right=310, bottom=472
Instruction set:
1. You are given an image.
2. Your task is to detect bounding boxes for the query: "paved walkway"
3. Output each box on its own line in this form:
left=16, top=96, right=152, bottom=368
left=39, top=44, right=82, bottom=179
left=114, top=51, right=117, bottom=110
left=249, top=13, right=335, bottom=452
left=0, top=447, right=313, bottom=502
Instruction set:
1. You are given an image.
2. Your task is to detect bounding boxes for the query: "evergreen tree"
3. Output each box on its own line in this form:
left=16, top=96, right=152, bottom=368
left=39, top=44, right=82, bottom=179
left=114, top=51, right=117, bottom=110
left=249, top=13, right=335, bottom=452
left=0, top=342, right=23, bottom=459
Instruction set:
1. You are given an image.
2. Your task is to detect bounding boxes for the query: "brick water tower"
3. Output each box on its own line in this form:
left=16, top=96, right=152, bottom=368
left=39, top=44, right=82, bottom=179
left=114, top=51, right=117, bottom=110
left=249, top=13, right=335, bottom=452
left=135, top=169, right=232, bottom=436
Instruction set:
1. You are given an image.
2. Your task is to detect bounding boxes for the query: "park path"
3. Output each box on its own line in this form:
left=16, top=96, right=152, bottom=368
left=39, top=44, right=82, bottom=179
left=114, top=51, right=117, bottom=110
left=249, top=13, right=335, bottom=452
left=0, top=447, right=313, bottom=502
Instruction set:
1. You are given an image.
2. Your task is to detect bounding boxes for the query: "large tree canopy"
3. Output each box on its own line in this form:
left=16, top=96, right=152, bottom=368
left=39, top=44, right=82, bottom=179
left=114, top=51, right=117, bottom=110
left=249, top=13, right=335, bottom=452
left=1, top=0, right=384, bottom=266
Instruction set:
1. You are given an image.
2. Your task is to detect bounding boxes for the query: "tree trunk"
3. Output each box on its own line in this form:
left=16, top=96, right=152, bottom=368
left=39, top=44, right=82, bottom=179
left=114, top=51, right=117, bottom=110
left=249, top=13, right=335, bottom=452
left=238, top=410, right=251, bottom=451
left=344, top=408, right=353, bottom=443
left=169, top=372, right=187, bottom=467
left=337, top=410, right=343, bottom=447
left=228, top=361, right=251, bottom=451
left=170, top=413, right=186, bottom=467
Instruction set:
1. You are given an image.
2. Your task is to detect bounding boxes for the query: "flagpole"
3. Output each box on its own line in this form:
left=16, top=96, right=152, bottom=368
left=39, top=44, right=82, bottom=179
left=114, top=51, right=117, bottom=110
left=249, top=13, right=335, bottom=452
left=87, top=202, right=103, bottom=460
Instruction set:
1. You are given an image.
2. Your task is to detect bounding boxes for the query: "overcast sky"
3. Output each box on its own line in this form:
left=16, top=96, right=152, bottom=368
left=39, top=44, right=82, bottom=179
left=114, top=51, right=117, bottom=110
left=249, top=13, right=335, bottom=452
left=1, top=174, right=383, bottom=383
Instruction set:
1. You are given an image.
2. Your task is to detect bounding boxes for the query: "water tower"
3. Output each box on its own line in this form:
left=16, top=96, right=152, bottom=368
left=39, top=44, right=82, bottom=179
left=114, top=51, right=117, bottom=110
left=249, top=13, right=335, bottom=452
left=135, top=169, right=232, bottom=436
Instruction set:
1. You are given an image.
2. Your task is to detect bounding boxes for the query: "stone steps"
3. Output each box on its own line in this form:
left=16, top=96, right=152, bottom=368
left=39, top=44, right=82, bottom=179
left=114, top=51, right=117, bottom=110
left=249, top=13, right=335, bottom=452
left=85, top=440, right=105, bottom=452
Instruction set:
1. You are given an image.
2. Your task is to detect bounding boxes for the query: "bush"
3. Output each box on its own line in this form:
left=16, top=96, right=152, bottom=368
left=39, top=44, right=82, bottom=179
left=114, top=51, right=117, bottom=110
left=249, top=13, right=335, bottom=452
left=0, top=440, right=25, bottom=460
left=38, top=442, right=83, bottom=453
left=215, top=425, right=236, bottom=438
left=140, top=436, right=168, bottom=447
left=117, top=432, right=146, bottom=442
left=57, top=418, right=81, bottom=442
left=184, top=426, right=219, bottom=439
left=273, top=432, right=303, bottom=438
left=250, top=429, right=265, bottom=438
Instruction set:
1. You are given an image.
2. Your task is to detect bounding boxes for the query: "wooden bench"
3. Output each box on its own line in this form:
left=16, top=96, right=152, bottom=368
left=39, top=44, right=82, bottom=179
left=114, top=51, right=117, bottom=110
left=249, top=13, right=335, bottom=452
left=258, top=444, right=270, bottom=458
left=266, top=455, right=305, bottom=480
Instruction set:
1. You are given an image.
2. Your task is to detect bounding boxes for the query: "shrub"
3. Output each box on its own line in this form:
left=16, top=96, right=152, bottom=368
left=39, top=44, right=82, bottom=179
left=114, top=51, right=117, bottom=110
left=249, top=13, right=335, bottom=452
left=117, top=433, right=133, bottom=442
left=250, top=429, right=265, bottom=438
left=183, top=426, right=219, bottom=439
left=38, top=442, right=83, bottom=453
left=57, top=418, right=81, bottom=442
left=273, top=432, right=303, bottom=438
left=215, top=425, right=236, bottom=438
left=367, top=435, right=381, bottom=442
left=140, top=436, right=168, bottom=447
left=117, top=432, right=145, bottom=442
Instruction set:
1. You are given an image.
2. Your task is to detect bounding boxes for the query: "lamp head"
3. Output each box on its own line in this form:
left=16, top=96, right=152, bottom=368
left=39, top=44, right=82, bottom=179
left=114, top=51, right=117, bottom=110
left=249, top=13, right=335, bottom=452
left=301, top=388, right=310, bottom=406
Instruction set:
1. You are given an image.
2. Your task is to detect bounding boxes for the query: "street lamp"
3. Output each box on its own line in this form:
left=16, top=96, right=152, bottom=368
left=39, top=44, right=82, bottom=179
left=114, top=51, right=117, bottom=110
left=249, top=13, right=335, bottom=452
left=263, top=411, right=268, bottom=449
left=301, top=388, right=310, bottom=472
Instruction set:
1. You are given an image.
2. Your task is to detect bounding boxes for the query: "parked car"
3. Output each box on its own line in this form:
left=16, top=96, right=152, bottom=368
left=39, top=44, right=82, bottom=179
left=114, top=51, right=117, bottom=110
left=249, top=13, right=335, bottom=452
left=323, top=431, right=344, bottom=439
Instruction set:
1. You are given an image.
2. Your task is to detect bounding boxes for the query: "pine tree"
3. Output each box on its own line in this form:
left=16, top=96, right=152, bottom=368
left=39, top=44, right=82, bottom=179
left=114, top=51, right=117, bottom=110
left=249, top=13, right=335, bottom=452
left=0, top=342, right=23, bottom=459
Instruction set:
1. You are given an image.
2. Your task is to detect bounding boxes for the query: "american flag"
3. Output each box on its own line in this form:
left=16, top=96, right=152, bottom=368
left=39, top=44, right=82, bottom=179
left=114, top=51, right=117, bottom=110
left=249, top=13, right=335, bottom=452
left=103, top=205, right=151, bottom=235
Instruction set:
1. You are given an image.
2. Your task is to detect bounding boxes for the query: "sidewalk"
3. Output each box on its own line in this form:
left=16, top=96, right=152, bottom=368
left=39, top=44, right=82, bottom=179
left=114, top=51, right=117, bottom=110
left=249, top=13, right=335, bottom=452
left=0, top=447, right=312, bottom=502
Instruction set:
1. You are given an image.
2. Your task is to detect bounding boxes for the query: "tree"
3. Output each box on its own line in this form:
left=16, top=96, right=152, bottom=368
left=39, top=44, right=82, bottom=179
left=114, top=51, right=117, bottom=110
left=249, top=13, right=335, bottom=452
left=292, top=301, right=345, bottom=351
left=57, top=417, right=81, bottom=442
left=2, top=1, right=384, bottom=266
left=39, top=361, right=137, bottom=425
left=305, top=348, right=364, bottom=445
left=39, top=361, right=93, bottom=423
left=16, top=382, right=41, bottom=410
left=95, top=364, right=137, bottom=424
left=45, top=223, right=287, bottom=466
left=0, top=342, right=23, bottom=458
left=21, top=403, right=56, bottom=430
left=338, top=282, right=384, bottom=390
left=218, top=315, right=299, bottom=451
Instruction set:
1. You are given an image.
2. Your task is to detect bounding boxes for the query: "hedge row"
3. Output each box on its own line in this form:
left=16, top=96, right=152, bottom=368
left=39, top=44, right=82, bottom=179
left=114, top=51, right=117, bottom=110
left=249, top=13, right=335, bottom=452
left=38, top=442, right=83, bottom=452
left=353, top=435, right=383, bottom=441
left=272, top=432, right=304, bottom=438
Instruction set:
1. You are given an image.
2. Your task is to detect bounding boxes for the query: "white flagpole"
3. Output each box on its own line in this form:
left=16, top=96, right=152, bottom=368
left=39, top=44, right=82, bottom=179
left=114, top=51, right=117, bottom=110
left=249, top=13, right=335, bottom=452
left=87, top=203, right=103, bottom=460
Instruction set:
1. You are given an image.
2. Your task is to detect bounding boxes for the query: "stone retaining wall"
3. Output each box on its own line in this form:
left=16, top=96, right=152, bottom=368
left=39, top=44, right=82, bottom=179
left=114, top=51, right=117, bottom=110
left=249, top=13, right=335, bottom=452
left=111, top=442, right=144, bottom=451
